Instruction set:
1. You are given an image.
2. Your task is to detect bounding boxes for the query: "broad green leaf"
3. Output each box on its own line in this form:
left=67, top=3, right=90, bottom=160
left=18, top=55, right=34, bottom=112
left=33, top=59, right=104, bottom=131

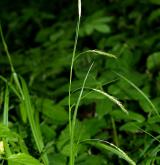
left=147, top=52, right=160, bottom=70
left=0, top=124, right=18, bottom=139
left=57, top=123, right=89, bottom=155
left=149, top=0, right=160, bottom=5
left=82, top=118, right=106, bottom=137
left=139, top=98, right=152, bottom=113
left=85, top=24, right=94, bottom=35
left=41, top=124, right=56, bottom=141
left=48, top=153, right=67, bottom=165
left=146, top=123, right=160, bottom=133
left=37, top=98, right=68, bottom=124
left=94, top=24, right=111, bottom=33
left=84, top=91, right=108, bottom=100
left=35, top=27, right=54, bottom=42
left=77, top=155, right=107, bottom=165
left=79, top=11, right=112, bottom=36
left=148, top=116, right=160, bottom=124
left=95, top=17, right=113, bottom=23
left=96, top=99, right=113, bottom=117
left=120, top=122, right=141, bottom=133
left=148, top=9, right=160, bottom=23
left=111, top=111, right=145, bottom=123
left=8, top=153, right=42, bottom=165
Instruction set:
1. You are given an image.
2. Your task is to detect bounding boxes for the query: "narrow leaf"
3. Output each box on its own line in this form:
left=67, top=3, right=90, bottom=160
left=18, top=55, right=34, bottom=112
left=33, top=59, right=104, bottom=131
left=91, top=88, right=128, bottom=114
left=115, top=72, right=159, bottom=117
left=0, top=75, right=21, bottom=100
left=3, top=85, right=9, bottom=126
left=20, top=78, right=48, bottom=165
left=70, top=63, right=94, bottom=165
left=94, top=141, right=136, bottom=165
left=81, top=139, right=136, bottom=165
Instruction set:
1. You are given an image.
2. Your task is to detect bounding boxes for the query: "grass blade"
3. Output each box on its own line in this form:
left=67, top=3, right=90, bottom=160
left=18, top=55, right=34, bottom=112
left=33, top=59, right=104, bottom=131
left=114, top=72, right=159, bottom=116
left=20, top=78, right=48, bottom=165
left=0, top=25, right=14, bottom=73
left=69, top=1, right=81, bottom=164
left=80, top=139, right=136, bottom=165
left=0, top=25, right=24, bottom=99
left=0, top=76, right=21, bottom=99
left=1, top=24, right=48, bottom=164
left=2, top=85, right=16, bottom=165
left=70, top=63, right=94, bottom=165
left=12, top=73, right=24, bottom=100
left=68, top=0, right=81, bottom=138
left=3, top=85, right=9, bottom=126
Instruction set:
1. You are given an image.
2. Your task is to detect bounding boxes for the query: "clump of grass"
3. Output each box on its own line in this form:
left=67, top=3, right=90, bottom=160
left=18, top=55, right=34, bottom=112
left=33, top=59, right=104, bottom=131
left=68, top=0, right=81, bottom=164
left=0, top=25, right=48, bottom=165
left=68, top=1, right=135, bottom=165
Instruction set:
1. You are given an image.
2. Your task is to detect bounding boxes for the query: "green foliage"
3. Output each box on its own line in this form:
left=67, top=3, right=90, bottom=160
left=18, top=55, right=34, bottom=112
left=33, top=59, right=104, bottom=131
left=87, top=141, right=136, bottom=165
left=147, top=52, right=160, bottom=70
left=7, top=153, right=42, bottom=165
left=79, top=11, right=113, bottom=36
left=0, top=0, right=160, bottom=164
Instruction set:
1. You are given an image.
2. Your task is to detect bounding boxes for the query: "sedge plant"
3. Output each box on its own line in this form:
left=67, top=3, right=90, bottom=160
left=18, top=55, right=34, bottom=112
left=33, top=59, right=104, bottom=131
left=68, top=0, right=136, bottom=165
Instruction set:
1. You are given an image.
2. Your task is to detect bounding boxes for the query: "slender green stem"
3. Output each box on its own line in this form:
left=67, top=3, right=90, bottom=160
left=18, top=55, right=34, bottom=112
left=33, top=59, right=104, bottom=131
left=111, top=117, right=119, bottom=146
left=70, top=63, right=93, bottom=165
left=68, top=17, right=81, bottom=165
left=2, top=84, right=13, bottom=164
left=0, top=25, right=14, bottom=73
left=3, top=85, right=9, bottom=126
left=0, top=25, right=24, bottom=99
left=0, top=76, right=21, bottom=99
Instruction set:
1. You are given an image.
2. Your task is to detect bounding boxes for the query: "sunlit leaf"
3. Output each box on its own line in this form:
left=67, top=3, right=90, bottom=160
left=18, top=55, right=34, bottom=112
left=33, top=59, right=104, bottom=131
left=8, top=153, right=42, bottom=165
